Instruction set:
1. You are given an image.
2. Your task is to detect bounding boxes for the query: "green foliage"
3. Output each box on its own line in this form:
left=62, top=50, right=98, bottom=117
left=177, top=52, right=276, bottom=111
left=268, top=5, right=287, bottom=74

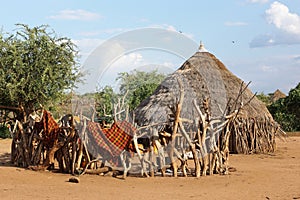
left=0, top=125, right=11, bottom=139
left=256, top=92, right=271, bottom=106
left=129, top=82, right=159, bottom=110
left=0, top=24, right=82, bottom=120
left=48, top=92, right=74, bottom=119
left=95, top=86, right=117, bottom=121
left=117, top=70, right=166, bottom=111
left=273, top=112, right=297, bottom=132
left=268, top=83, right=300, bottom=131
left=93, top=70, right=166, bottom=121
left=286, top=83, right=300, bottom=120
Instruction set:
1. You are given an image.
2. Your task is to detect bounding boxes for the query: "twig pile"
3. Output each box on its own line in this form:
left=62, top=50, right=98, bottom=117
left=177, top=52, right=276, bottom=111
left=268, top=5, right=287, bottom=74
left=10, top=110, right=79, bottom=174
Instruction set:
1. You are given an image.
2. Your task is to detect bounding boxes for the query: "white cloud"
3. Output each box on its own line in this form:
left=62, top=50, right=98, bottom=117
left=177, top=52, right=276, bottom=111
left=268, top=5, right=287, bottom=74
left=97, top=52, right=145, bottom=88
left=249, top=32, right=300, bottom=47
left=112, top=53, right=144, bottom=69
left=76, top=27, right=198, bottom=93
left=72, top=38, right=104, bottom=62
left=250, top=2, right=300, bottom=47
left=294, top=55, right=300, bottom=62
left=49, top=9, right=101, bottom=21
left=99, top=53, right=177, bottom=90
left=230, top=55, right=300, bottom=93
left=249, top=34, right=273, bottom=47
left=247, top=0, right=269, bottom=4
left=261, top=65, right=277, bottom=72
left=266, top=1, right=300, bottom=35
left=73, top=38, right=104, bottom=50
left=161, top=61, right=175, bottom=68
left=224, top=21, right=248, bottom=26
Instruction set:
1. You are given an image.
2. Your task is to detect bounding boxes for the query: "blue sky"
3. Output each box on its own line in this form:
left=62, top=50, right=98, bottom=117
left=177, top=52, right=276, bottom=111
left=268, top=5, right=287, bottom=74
left=1, top=0, right=300, bottom=94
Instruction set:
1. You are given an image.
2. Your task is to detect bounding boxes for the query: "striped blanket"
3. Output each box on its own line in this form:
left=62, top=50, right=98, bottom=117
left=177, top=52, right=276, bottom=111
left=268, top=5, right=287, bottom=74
left=33, top=110, right=60, bottom=148
left=86, top=120, right=135, bottom=166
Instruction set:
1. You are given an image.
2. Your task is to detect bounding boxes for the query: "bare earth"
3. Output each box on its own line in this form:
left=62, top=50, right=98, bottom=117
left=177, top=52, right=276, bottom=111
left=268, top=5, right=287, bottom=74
left=1, top=137, right=300, bottom=200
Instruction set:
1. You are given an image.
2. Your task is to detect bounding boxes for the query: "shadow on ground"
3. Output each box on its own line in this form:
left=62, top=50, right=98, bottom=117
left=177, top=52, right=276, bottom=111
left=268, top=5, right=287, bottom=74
left=0, top=152, right=12, bottom=167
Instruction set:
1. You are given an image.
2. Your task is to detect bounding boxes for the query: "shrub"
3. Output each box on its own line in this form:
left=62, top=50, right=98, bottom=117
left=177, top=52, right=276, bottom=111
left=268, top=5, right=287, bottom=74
left=0, top=125, right=11, bottom=139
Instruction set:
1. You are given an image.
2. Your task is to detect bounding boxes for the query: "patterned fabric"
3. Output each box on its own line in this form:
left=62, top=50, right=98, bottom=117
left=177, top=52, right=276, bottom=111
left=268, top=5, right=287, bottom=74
left=86, top=120, right=135, bottom=166
left=87, top=121, right=115, bottom=156
left=103, top=121, right=135, bottom=154
left=34, top=110, right=59, bottom=148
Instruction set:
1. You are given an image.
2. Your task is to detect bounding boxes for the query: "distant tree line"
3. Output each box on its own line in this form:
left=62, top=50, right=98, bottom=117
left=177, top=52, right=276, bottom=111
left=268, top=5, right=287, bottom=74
left=257, top=83, right=300, bottom=132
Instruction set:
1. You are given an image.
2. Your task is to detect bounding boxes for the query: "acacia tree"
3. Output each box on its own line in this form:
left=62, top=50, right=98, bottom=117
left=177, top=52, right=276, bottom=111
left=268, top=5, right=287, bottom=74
left=0, top=24, right=81, bottom=121
left=94, top=86, right=117, bottom=123
left=117, top=70, right=166, bottom=111
left=93, top=70, right=166, bottom=123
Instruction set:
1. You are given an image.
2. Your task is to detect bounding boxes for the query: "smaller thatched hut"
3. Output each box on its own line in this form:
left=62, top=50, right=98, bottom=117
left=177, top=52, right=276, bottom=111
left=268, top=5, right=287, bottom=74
left=134, top=43, right=280, bottom=154
left=270, top=89, right=286, bottom=103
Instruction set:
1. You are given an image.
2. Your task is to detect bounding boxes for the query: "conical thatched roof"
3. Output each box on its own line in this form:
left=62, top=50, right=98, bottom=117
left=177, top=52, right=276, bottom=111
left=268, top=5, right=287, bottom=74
left=134, top=51, right=272, bottom=124
left=134, top=48, right=277, bottom=154
left=270, top=89, right=286, bottom=103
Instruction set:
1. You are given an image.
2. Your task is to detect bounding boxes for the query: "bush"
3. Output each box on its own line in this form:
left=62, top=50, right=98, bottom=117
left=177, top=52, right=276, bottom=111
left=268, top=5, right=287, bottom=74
left=268, top=83, right=300, bottom=131
left=0, top=125, right=11, bottom=139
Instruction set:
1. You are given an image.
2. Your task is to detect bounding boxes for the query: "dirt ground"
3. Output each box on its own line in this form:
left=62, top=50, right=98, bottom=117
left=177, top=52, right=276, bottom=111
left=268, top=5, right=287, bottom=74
left=1, top=136, right=300, bottom=200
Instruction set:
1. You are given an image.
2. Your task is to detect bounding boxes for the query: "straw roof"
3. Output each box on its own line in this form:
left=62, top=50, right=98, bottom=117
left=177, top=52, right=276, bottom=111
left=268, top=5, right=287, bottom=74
left=270, top=89, right=286, bottom=103
left=134, top=50, right=273, bottom=130
left=133, top=47, right=279, bottom=154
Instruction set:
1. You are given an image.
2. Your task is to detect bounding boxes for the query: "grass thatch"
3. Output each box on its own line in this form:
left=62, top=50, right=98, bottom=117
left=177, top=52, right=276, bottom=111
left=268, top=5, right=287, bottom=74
left=270, top=89, right=286, bottom=103
left=134, top=51, right=279, bottom=154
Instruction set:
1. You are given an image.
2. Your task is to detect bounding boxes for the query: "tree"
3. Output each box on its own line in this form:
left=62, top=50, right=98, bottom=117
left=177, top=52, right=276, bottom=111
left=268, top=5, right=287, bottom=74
left=117, top=70, right=166, bottom=111
left=93, top=70, right=166, bottom=122
left=129, top=82, right=161, bottom=110
left=256, top=92, right=271, bottom=106
left=94, top=86, right=117, bottom=123
left=0, top=24, right=82, bottom=121
left=268, top=83, right=300, bottom=131
left=286, top=83, right=300, bottom=120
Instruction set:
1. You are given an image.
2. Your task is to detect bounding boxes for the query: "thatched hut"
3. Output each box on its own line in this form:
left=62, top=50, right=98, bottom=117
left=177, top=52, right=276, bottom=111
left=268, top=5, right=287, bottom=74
left=270, top=89, right=286, bottom=103
left=134, top=43, right=280, bottom=154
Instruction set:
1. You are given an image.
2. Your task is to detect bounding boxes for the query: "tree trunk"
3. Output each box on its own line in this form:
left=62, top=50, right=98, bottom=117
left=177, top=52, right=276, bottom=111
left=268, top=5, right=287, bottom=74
left=17, top=121, right=31, bottom=167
